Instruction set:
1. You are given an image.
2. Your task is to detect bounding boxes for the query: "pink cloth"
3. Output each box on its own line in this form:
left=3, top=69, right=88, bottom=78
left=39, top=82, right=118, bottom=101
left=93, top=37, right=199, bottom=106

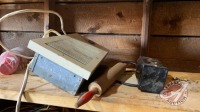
left=0, top=51, right=20, bottom=75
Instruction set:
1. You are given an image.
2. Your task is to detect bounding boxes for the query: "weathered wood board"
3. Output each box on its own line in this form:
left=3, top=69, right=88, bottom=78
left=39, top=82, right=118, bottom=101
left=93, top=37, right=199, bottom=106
left=159, top=59, right=200, bottom=73
left=0, top=32, right=198, bottom=72
left=149, top=37, right=200, bottom=61
left=0, top=3, right=44, bottom=31
left=140, top=0, right=152, bottom=56
left=151, top=1, right=200, bottom=36
left=149, top=36, right=200, bottom=72
left=0, top=32, right=140, bottom=62
left=57, top=0, right=142, bottom=2
left=83, top=34, right=141, bottom=61
left=0, top=70, right=199, bottom=112
left=0, top=0, right=43, bottom=3
left=54, top=1, right=200, bottom=36
left=55, top=2, right=143, bottom=34
left=1, top=1, right=200, bottom=36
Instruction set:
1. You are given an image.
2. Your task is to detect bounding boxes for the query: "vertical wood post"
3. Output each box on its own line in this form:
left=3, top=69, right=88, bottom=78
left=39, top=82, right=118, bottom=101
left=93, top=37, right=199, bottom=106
left=140, top=0, right=153, bottom=56
left=44, top=0, right=50, bottom=32
left=44, top=0, right=56, bottom=32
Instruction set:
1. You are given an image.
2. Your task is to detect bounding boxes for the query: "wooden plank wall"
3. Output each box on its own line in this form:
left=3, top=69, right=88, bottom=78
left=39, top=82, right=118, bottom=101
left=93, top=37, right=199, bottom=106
left=54, top=0, right=200, bottom=72
left=0, top=0, right=44, bottom=56
left=150, top=1, right=200, bottom=72
left=54, top=1, right=143, bottom=62
left=0, top=0, right=199, bottom=72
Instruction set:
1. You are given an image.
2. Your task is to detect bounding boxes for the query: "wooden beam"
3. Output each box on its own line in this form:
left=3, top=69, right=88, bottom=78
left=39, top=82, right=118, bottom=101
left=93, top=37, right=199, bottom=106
left=44, top=0, right=49, bottom=32
left=49, top=0, right=56, bottom=30
left=140, top=0, right=153, bottom=56
left=44, top=0, right=56, bottom=32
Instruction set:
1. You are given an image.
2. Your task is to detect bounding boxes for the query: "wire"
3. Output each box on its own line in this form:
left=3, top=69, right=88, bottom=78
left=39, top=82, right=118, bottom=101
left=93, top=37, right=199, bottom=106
left=0, top=9, right=66, bottom=35
left=0, top=9, right=66, bottom=59
left=11, top=9, right=66, bottom=112
left=42, top=29, right=62, bottom=38
left=0, top=29, right=61, bottom=59
left=15, top=29, right=62, bottom=112
left=15, top=28, right=62, bottom=112
left=116, top=80, right=138, bottom=87
left=15, top=60, right=31, bottom=112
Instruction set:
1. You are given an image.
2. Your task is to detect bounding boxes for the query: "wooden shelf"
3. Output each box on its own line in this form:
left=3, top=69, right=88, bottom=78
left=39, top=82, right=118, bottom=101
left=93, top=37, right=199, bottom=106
left=0, top=70, right=199, bottom=112
left=0, top=1, right=199, bottom=111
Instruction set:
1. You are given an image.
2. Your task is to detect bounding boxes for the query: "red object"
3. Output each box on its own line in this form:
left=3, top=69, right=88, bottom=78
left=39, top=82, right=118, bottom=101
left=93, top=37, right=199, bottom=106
left=0, top=47, right=29, bottom=75
left=75, top=88, right=98, bottom=108
left=0, top=51, right=21, bottom=75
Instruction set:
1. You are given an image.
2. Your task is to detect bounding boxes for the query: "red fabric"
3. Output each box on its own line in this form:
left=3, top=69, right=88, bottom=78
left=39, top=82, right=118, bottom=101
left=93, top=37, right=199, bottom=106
left=0, top=52, right=20, bottom=75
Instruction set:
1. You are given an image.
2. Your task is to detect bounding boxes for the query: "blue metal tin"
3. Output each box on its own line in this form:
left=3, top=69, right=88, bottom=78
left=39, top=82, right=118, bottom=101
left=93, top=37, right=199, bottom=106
left=30, top=53, right=85, bottom=95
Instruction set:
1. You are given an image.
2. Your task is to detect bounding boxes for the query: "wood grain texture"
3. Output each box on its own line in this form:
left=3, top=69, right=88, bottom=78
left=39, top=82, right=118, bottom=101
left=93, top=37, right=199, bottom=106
left=151, top=1, right=200, bottom=36
left=140, top=0, right=152, bottom=56
left=83, top=34, right=141, bottom=61
left=1, top=1, right=200, bottom=36
left=0, top=31, right=43, bottom=55
left=55, top=2, right=143, bottom=34
left=149, top=37, right=200, bottom=61
left=0, top=32, right=140, bottom=61
left=57, top=0, right=142, bottom=2
left=0, top=1, right=200, bottom=36
left=44, top=0, right=50, bottom=32
left=44, top=0, right=56, bottom=31
left=0, top=0, right=43, bottom=3
left=54, top=1, right=200, bottom=36
left=0, top=3, right=44, bottom=31
left=159, top=59, right=200, bottom=73
left=0, top=70, right=199, bottom=112
left=48, top=0, right=56, bottom=29
left=148, top=37, right=200, bottom=72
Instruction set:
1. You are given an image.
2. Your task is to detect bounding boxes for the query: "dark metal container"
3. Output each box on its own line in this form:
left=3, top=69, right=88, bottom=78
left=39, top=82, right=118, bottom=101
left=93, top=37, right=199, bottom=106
left=136, top=56, right=168, bottom=93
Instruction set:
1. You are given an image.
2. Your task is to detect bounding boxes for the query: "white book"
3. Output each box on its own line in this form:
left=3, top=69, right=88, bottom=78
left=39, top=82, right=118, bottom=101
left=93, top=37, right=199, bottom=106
left=28, top=34, right=108, bottom=80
